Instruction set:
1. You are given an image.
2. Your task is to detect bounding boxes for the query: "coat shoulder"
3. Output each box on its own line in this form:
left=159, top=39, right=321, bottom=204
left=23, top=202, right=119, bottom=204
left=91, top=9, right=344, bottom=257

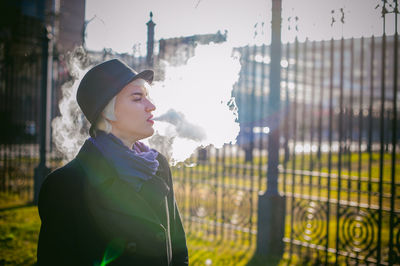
left=38, top=159, right=85, bottom=218
left=41, top=159, right=84, bottom=193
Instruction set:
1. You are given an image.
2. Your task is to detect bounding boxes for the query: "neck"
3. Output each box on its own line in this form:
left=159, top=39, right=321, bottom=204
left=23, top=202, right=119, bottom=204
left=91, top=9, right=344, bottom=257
left=110, top=129, right=138, bottom=149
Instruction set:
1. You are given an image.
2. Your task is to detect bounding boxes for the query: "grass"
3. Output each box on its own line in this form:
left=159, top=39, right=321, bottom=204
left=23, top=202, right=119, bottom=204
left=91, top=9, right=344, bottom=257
left=1, top=150, right=397, bottom=265
left=0, top=194, right=39, bottom=266
left=172, top=151, right=400, bottom=210
left=170, top=150, right=398, bottom=265
left=173, top=151, right=398, bottom=182
left=0, top=193, right=286, bottom=266
left=187, top=233, right=255, bottom=266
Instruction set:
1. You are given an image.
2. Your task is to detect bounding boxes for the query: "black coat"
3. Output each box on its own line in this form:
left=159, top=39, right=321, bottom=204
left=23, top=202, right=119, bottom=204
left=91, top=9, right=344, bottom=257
left=37, top=139, right=188, bottom=266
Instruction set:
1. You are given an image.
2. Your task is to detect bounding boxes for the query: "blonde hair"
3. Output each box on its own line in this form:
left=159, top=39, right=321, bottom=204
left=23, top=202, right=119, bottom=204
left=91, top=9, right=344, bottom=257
left=95, top=96, right=116, bottom=134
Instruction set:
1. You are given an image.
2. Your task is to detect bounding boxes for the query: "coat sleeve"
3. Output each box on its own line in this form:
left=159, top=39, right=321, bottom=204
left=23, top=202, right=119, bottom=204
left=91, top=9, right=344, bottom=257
left=36, top=170, right=82, bottom=266
left=163, top=161, right=189, bottom=266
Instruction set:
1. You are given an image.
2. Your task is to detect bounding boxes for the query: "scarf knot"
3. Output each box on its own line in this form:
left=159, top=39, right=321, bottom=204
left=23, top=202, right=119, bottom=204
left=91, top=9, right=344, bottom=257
left=89, top=131, right=159, bottom=191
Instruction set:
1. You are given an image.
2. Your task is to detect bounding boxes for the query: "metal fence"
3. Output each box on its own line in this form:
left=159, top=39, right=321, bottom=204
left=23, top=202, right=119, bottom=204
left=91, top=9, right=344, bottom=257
left=0, top=14, right=47, bottom=202
left=280, top=35, right=399, bottom=264
left=171, top=22, right=400, bottom=266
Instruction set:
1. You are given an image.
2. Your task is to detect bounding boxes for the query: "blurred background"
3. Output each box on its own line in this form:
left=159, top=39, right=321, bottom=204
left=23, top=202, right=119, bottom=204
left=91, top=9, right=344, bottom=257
left=0, top=0, right=399, bottom=265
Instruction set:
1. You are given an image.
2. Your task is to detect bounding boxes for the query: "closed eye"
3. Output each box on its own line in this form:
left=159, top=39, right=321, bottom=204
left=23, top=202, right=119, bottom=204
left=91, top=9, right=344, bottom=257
left=130, top=92, right=145, bottom=101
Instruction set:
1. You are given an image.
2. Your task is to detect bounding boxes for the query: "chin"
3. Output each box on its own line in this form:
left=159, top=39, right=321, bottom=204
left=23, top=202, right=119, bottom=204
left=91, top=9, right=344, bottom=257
left=138, top=129, right=155, bottom=140
left=147, top=128, right=155, bottom=137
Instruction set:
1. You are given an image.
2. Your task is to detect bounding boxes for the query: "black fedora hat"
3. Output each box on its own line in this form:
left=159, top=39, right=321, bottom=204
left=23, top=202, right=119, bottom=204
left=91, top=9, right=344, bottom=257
left=77, top=58, right=154, bottom=137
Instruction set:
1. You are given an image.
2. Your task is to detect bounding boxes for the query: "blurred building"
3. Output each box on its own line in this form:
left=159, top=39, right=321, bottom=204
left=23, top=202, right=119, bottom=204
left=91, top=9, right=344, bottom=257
left=54, top=0, right=85, bottom=54
left=234, top=36, right=400, bottom=151
left=87, top=29, right=227, bottom=81
left=158, top=30, right=227, bottom=66
left=0, top=0, right=85, bottom=143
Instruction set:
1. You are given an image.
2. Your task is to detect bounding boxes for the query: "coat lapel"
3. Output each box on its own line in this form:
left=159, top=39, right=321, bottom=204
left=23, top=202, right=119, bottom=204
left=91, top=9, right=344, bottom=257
left=75, top=140, right=164, bottom=227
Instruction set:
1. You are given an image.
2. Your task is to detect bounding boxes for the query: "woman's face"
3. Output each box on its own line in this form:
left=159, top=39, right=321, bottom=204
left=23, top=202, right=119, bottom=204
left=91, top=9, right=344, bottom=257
left=109, top=78, right=156, bottom=142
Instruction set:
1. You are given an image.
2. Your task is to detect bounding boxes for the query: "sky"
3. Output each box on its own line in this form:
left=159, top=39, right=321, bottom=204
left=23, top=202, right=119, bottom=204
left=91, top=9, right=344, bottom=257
left=85, top=0, right=399, bottom=53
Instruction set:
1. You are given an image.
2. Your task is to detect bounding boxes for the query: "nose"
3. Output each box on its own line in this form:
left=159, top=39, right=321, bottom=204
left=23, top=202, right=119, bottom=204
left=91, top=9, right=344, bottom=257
left=145, top=99, right=156, bottom=112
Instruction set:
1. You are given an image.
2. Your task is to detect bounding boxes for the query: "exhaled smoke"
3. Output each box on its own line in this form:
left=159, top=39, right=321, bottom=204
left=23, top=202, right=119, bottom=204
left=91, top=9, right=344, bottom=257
left=149, top=42, right=241, bottom=163
left=154, top=109, right=206, bottom=142
left=51, top=47, right=92, bottom=161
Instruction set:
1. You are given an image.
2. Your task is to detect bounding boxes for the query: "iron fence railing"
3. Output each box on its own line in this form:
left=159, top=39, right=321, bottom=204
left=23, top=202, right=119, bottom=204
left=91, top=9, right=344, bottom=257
left=171, top=33, right=399, bottom=264
left=0, top=15, right=47, bottom=202
left=279, top=34, right=399, bottom=264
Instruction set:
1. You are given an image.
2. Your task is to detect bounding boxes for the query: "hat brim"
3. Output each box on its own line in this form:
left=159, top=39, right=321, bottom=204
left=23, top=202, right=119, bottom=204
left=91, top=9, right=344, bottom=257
left=132, top=69, right=154, bottom=84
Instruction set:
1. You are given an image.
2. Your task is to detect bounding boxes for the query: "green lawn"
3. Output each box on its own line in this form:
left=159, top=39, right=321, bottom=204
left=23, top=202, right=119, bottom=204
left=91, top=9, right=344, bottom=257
left=172, top=151, right=400, bottom=209
left=0, top=193, right=287, bottom=266
left=1, top=151, right=397, bottom=265
left=0, top=195, right=39, bottom=265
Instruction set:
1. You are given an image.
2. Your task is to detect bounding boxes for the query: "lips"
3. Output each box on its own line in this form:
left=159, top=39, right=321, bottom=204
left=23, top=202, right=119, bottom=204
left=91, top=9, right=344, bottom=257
left=147, top=115, right=154, bottom=124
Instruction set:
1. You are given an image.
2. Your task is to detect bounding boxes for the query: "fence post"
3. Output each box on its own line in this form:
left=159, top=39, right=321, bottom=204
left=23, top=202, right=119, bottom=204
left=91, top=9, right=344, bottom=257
left=34, top=27, right=51, bottom=205
left=256, top=0, right=286, bottom=258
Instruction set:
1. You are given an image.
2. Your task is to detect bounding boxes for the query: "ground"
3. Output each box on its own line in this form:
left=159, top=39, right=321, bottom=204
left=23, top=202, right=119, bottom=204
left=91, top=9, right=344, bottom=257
left=0, top=193, right=287, bottom=266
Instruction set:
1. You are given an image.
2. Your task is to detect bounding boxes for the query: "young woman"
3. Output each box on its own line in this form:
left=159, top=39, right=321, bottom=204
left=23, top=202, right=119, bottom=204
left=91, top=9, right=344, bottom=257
left=37, top=59, right=188, bottom=266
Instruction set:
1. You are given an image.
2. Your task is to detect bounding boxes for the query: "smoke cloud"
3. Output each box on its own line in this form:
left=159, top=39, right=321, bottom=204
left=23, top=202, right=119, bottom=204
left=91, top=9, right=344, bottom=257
left=149, top=42, right=240, bottom=163
left=154, top=109, right=207, bottom=142
left=52, top=43, right=240, bottom=164
left=51, top=48, right=91, bottom=161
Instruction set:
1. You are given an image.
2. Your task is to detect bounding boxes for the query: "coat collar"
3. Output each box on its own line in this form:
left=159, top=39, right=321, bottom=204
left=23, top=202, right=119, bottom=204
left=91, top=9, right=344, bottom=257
left=75, top=139, right=170, bottom=227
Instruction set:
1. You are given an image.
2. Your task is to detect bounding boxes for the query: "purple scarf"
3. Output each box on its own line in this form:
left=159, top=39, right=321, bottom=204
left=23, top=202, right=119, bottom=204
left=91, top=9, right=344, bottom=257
left=89, top=131, right=159, bottom=191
